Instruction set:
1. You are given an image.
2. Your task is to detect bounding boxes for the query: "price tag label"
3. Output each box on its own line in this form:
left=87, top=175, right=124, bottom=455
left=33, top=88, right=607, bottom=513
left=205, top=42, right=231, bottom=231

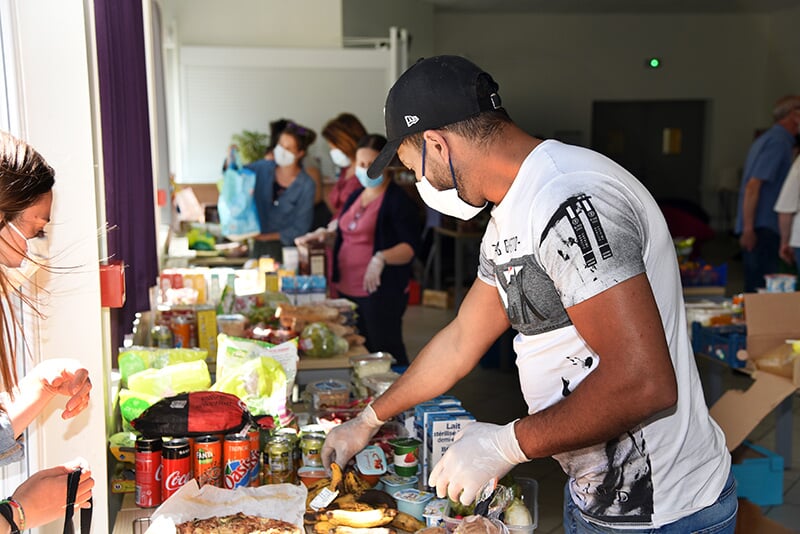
left=309, top=487, right=339, bottom=511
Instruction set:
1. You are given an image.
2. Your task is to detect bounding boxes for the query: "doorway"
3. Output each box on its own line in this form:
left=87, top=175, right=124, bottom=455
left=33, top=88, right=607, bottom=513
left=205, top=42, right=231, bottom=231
left=591, top=100, right=706, bottom=205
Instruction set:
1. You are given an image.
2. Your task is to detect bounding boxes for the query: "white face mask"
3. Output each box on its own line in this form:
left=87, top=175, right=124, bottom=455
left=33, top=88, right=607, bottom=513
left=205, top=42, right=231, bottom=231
left=329, top=148, right=351, bottom=169
left=356, top=166, right=383, bottom=188
left=414, top=140, right=486, bottom=220
left=273, top=145, right=296, bottom=167
left=3, top=222, right=48, bottom=288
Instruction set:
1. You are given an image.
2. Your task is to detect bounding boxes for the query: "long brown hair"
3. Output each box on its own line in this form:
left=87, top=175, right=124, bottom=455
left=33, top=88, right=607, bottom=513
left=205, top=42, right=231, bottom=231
left=0, top=131, right=55, bottom=398
left=322, top=113, right=367, bottom=161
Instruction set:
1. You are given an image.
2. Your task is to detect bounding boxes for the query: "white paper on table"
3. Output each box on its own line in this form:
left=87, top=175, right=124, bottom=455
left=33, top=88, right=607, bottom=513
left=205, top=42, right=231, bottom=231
left=145, top=482, right=307, bottom=533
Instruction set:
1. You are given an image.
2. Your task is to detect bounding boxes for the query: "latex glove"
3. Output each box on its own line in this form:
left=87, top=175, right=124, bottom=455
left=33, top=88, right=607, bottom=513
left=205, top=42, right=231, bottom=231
left=363, top=253, right=385, bottom=294
left=12, top=458, right=93, bottom=529
left=428, top=420, right=529, bottom=506
left=295, top=227, right=327, bottom=248
left=33, top=359, right=92, bottom=419
left=321, top=404, right=384, bottom=469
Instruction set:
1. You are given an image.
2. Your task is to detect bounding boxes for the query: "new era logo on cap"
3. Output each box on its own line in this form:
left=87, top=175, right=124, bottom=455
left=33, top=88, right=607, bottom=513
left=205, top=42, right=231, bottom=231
left=405, top=115, right=420, bottom=128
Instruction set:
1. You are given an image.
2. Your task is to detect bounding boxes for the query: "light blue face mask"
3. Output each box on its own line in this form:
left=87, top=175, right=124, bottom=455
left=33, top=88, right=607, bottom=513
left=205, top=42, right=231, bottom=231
left=356, top=166, right=384, bottom=188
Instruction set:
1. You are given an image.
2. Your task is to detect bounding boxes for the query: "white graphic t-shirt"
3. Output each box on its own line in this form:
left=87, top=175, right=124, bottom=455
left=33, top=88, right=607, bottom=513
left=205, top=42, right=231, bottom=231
left=477, top=140, right=730, bottom=528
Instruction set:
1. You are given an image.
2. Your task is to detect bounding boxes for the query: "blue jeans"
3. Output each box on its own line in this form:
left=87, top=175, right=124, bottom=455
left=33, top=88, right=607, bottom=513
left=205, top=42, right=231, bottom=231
left=563, top=471, right=737, bottom=533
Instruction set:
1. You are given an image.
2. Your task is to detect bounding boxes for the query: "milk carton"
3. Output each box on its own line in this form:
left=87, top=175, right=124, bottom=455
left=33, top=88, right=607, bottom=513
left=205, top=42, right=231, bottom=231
left=424, top=411, right=476, bottom=484
left=414, top=403, right=469, bottom=481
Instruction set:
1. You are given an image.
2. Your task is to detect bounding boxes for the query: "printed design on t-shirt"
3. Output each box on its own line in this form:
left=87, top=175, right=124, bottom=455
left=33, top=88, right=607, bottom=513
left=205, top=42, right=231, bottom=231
left=492, top=254, right=572, bottom=336
left=540, top=194, right=612, bottom=270
left=570, top=429, right=655, bottom=523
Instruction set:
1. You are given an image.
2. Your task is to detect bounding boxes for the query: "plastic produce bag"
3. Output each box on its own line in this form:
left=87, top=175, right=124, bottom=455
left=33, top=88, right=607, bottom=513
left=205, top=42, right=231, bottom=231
left=211, top=355, right=288, bottom=416
left=118, top=389, right=162, bottom=432
left=118, top=347, right=208, bottom=387
left=218, top=149, right=260, bottom=241
left=126, top=359, right=211, bottom=398
left=216, top=334, right=298, bottom=401
left=131, top=391, right=252, bottom=437
left=299, top=322, right=349, bottom=358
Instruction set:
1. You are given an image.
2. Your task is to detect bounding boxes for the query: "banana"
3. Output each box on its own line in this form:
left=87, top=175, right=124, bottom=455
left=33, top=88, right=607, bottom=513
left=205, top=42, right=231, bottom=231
left=306, top=477, right=334, bottom=510
left=332, top=527, right=396, bottom=534
left=314, top=521, right=336, bottom=534
left=390, top=511, right=426, bottom=533
left=344, top=470, right=373, bottom=496
left=333, top=494, right=374, bottom=511
left=324, top=507, right=397, bottom=528
left=329, top=462, right=344, bottom=492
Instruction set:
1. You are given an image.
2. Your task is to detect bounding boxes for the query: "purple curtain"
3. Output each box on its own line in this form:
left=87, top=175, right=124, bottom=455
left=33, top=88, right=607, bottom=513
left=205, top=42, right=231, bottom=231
left=94, top=0, right=159, bottom=358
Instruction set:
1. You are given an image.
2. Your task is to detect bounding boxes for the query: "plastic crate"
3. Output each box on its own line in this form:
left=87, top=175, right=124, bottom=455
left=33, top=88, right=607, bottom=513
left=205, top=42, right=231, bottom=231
left=680, top=262, right=727, bottom=287
left=691, top=322, right=746, bottom=368
left=732, top=441, right=784, bottom=506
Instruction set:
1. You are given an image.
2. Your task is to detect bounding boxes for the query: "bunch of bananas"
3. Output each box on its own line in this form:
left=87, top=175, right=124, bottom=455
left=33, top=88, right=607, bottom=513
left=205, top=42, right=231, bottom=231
left=304, top=463, right=426, bottom=534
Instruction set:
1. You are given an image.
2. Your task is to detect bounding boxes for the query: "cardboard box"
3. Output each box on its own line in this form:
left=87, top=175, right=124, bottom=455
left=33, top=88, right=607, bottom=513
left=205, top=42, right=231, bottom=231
left=708, top=292, right=800, bottom=510
left=422, top=289, right=451, bottom=309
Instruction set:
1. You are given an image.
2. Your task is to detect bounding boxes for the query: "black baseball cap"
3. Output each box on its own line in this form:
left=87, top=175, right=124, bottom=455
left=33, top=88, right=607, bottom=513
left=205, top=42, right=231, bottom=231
left=367, top=55, right=502, bottom=179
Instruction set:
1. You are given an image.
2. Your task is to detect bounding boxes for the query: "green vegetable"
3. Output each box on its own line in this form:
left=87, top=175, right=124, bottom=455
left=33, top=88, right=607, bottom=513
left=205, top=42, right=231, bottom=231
left=299, top=322, right=348, bottom=358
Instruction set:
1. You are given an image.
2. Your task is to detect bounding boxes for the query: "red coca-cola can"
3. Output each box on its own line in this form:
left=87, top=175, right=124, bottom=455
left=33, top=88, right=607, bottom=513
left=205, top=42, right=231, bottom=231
left=194, top=435, right=222, bottom=488
left=248, top=428, right=261, bottom=487
left=135, top=436, right=162, bottom=508
left=162, top=437, right=191, bottom=501
left=223, top=434, right=251, bottom=488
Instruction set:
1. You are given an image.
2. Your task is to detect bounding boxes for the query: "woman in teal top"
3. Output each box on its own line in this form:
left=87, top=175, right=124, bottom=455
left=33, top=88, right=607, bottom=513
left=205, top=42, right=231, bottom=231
left=247, top=122, right=317, bottom=261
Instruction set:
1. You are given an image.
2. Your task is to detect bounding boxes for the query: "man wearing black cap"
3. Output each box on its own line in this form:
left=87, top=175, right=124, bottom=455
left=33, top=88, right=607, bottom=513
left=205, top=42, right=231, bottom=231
left=321, top=56, right=735, bottom=533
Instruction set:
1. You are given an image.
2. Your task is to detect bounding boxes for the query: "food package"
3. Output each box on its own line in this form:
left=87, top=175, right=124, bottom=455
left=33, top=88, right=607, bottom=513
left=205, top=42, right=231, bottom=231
left=298, top=322, right=349, bottom=358
left=118, top=347, right=208, bottom=387
left=146, top=481, right=306, bottom=533
left=211, top=355, right=288, bottom=417
left=126, top=360, right=211, bottom=398
left=216, top=334, right=298, bottom=401
left=118, top=389, right=162, bottom=431
left=132, top=391, right=253, bottom=437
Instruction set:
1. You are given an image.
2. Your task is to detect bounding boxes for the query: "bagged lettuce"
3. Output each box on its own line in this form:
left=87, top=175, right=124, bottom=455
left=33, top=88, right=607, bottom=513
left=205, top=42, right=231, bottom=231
left=211, top=356, right=287, bottom=416
left=118, top=347, right=208, bottom=386
left=127, top=359, right=211, bottom=398
left=216, top=334, right=298, bottom=401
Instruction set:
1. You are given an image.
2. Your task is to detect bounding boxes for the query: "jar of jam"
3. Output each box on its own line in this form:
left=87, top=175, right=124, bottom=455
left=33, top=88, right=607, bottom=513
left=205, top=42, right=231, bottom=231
left=300, top=432, right=325, bottom=467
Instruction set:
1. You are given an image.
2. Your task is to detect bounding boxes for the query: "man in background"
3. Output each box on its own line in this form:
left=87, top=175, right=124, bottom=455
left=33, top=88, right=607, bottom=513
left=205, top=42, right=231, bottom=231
left=735, top=95, right=800, bottom=292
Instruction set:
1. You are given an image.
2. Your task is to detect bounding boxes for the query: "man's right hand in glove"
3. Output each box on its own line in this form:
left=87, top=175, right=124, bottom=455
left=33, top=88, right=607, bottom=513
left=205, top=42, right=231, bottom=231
left=321, top=404, right=385, bottom=469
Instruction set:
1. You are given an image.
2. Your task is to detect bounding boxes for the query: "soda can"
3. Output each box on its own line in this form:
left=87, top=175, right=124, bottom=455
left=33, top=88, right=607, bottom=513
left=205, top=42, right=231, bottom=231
left=223, top=434, right=251, bottom=488
left=248, top=428, right=261, bottom=487
left=171, top=315, right=191, bottom=348
left=135, top=436, right=162, bottom=508
left=161, top=437, right=191, bottom=501
left=193, top=435, right=222, bottom=488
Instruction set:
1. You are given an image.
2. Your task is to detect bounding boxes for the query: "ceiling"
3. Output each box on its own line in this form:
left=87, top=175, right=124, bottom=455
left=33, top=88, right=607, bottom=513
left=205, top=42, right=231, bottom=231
left=424, top=0, right=800, bottom=14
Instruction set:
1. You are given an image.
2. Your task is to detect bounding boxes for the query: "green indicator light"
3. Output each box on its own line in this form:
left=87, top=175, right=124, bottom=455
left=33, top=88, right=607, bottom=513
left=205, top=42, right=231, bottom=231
left=649, top=58, right=661, bottom=68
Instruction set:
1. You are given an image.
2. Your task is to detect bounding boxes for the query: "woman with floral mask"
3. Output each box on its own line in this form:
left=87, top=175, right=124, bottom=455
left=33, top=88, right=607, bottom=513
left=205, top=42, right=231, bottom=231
left=238, top=122, right=317, bottom=261
left=296, top=135, right=421, bottom=366
left=321, top=113, right=367, bottom=220
left=0, top=131, right=93, bottom=531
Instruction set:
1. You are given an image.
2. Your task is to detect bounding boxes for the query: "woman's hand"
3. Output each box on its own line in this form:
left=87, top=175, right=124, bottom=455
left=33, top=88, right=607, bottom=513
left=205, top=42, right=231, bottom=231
left=33, top=359, right=91, bottom=419
left=11, top=459, right=93, bottom=529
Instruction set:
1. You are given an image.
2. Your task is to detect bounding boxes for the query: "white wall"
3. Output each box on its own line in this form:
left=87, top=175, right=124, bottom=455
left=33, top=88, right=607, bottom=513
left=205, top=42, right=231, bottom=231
left=343, top=0, right=435, bottom=60
left=433, top=11, right=788, bottom=224
left=12, top=1, right=108, bottom=533
left=158, top=0, right=343, bottom=48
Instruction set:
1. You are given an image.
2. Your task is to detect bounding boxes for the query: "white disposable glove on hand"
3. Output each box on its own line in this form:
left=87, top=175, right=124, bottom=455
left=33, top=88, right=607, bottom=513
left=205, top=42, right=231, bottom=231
left=321, top=404, right=385, bottom=469
left=363, top=253, right=385, bottom=294
left=295, top=227, right=327, bottom=248
left=428, top=420, right=529, bottom=506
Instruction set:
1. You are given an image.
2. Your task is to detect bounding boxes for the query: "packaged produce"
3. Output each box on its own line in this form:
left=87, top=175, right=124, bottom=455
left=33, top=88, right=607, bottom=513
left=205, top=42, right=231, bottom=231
left=216, top=334, right=299, bottom=402
left=118, top=389, right=162, bottom=431
left=211, top=355, right=288, bottom=417
left=298, top=322, right=349, bottom=358
left=126, top=359, right=211, bottom=398
left=118, top=346, right=208, bottom=386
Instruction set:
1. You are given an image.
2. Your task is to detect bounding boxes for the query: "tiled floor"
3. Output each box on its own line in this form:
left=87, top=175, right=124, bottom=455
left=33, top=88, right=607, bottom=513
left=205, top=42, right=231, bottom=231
left=402, top=250, right=800, bottom=532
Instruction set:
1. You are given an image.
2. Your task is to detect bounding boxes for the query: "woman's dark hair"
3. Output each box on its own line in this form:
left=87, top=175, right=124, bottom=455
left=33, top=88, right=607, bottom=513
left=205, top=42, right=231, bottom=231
left=322, top=113, right=367, bottom=160
left=282, top=122, right=317, bottom=160
left=267, top=118, right=290, bottom=152
left=357, top=134, right=388, bottom=153
left=0, top=131, right=55, bottom=399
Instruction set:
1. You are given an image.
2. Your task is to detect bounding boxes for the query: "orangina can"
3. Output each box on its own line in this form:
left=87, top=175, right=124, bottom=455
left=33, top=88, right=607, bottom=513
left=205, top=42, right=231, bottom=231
left=223, top=434, right=251, bottom=488
left=193, top=435, right=222, bottom=488
left=248, top=428, right=261, bottom=487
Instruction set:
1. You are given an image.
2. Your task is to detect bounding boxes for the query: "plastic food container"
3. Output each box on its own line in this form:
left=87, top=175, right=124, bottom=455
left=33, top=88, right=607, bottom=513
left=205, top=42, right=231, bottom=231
left=394, top=488, right=435, bottom=521
left=350, top=352, right=395, bottom=378
left=355, top=445, right=387, bottom=487
left=216, top=314, right=248, bottom=337
left=305, top=379, right=350, bottom=410
left=297, top=466, right=328, bottom=487
left=362, top=371, right=401, bottom=397
left=380, top=473, right=418, bottom=496
left=504, top=477, right=538, bottom=534
left=423, top=499, right=450, bottom=527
